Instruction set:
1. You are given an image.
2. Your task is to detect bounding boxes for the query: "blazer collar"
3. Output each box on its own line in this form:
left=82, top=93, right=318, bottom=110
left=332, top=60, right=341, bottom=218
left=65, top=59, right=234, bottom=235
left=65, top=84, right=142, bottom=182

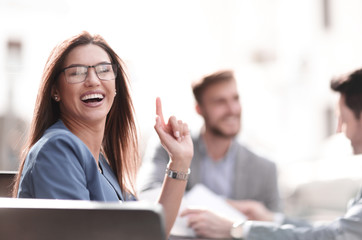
left=99, top=155, right=124, bottom=201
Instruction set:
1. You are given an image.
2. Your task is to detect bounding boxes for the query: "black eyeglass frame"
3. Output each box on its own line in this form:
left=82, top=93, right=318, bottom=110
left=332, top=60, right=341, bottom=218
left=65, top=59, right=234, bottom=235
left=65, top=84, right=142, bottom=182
left=59, top=63, right=118, bottom=84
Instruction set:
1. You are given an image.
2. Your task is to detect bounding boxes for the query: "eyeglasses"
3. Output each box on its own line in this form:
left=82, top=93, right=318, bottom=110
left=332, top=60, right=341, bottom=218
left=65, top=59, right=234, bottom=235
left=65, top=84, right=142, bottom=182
left=60, top=63, right=117, bottom=84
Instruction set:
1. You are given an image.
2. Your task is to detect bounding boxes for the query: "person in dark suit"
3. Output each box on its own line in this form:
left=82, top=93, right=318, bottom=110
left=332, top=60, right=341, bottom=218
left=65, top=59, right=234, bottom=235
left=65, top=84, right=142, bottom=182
left=182, top=68, right=362, bottom=240
left=12, top=31, right=193, bottom=237
left=138, top=70, right=281, bottom=237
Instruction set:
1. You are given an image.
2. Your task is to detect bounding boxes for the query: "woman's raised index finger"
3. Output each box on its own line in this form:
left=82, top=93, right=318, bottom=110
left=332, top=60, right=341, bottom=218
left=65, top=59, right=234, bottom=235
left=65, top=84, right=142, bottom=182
left=156, top=97, right=166, bottom=126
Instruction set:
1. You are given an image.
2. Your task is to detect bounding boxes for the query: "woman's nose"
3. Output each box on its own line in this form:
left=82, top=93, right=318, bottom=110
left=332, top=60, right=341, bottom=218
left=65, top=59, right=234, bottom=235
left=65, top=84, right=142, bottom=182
left=84, top=68, right=101, bottom=86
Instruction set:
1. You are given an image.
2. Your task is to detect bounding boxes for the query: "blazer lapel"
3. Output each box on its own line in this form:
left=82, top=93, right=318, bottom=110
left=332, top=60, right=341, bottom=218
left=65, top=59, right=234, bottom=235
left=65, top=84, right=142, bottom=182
left=99, top=156, right=124, bottom=201
left=232, top=145, right=250, bottom=199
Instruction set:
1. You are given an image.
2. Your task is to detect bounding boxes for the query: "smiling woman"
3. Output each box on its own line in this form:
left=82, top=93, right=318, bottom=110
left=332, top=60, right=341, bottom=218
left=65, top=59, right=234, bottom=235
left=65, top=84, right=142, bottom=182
left=12, top=31, right=194, bottom=238
left=52, top=44, right=117, bottom=126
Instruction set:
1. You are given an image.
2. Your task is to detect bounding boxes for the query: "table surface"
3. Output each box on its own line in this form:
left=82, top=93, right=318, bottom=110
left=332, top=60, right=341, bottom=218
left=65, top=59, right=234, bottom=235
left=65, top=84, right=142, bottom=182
left=170, top=235, right=232, bottom=240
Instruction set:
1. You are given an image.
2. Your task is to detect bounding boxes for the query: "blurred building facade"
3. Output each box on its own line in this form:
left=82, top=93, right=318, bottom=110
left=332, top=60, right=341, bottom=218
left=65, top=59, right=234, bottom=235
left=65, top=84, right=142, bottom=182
left=0, top=0, right=68, bottom=170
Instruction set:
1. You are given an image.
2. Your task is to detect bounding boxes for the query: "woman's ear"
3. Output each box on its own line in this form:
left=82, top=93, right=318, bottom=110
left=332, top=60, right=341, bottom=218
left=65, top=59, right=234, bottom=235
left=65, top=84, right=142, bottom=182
left=51, top=85, right=60, bottom=101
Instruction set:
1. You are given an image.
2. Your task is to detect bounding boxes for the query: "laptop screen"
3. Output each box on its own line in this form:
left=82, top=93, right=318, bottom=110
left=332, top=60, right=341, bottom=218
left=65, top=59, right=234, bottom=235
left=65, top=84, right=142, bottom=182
left=0, top=198, right=166, bottom=240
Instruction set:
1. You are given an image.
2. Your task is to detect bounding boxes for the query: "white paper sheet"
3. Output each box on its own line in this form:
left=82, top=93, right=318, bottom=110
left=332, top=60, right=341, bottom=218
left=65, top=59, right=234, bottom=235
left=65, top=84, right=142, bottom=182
left=138, top=184, right=246, bottom=237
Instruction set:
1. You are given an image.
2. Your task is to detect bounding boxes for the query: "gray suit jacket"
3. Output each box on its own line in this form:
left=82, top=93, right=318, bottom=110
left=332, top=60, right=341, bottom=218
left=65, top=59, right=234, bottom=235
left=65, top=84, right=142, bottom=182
left=246, top=188, right=362, bottom=240
left=138, top=133, right=281, bottom=211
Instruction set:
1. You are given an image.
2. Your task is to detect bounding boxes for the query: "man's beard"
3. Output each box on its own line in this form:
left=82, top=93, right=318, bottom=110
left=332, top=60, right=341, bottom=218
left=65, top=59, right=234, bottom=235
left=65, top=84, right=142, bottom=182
left=209, top=126, right=238, bottom=139
left=206, top=117, right=240, bottom=139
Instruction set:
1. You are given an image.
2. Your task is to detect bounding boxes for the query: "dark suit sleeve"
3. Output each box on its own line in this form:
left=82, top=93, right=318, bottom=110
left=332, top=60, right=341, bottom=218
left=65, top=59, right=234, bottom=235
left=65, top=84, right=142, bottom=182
left=19, top=134, right=91, bottom=200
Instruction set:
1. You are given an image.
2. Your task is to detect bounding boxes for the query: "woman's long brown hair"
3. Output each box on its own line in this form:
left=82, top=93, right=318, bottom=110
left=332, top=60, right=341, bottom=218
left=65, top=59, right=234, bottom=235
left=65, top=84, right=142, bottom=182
left=13, top=31, right=139, bottom=197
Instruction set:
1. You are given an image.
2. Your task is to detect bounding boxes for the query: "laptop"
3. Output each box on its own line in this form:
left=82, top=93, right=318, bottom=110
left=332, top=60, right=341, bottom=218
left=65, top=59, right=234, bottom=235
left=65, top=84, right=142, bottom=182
left=0, top=198, right=166, bottom=240
left=0, top=171, right=17, bottom=197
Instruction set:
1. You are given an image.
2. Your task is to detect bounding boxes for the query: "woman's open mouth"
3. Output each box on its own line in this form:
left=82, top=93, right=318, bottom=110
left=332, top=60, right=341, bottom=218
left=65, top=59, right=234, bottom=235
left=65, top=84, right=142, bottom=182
left=81, top=93, right=104, bottom=103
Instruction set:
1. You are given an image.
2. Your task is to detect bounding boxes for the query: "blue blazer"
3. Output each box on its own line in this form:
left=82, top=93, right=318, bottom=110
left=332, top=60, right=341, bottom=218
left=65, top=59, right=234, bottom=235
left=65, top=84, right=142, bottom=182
left=18, top=120, right=126, bottom=202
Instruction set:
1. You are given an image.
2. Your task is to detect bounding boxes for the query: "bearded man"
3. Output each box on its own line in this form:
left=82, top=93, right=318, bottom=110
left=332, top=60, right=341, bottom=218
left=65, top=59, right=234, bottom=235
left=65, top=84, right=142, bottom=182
left=138, top=70, right=281, bottom=237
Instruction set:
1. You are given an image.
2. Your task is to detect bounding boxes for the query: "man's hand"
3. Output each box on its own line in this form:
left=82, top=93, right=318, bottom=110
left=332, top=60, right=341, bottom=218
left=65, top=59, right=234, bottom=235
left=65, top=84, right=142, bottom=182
left=227, top=199, right=274, bottom=221
left=180, top=208, right=234, bottom=238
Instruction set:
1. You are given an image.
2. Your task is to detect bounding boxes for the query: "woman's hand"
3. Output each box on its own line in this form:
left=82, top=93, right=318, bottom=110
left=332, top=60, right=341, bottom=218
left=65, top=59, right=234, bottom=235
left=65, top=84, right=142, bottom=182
left=154, top=97, right=194, bottom=236
left=154, top=97, right=193, bottom=170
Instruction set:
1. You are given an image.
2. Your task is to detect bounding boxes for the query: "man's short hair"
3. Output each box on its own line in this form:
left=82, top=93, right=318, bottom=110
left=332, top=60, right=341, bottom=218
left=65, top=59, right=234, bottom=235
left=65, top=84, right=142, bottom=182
left=192, top=70, right=235, bottom=104
left=331, top=68, right=362, bottom=119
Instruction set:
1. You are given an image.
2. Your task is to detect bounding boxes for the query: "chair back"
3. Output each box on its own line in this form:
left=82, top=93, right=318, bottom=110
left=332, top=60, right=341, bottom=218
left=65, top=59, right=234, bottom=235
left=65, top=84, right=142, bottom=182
left=0, top=171, right=17, bottom=197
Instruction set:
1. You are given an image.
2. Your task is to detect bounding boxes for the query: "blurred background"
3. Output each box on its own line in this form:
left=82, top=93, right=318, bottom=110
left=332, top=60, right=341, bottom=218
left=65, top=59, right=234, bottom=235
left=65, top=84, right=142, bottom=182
left=1, top=0, right=362, bottom=221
